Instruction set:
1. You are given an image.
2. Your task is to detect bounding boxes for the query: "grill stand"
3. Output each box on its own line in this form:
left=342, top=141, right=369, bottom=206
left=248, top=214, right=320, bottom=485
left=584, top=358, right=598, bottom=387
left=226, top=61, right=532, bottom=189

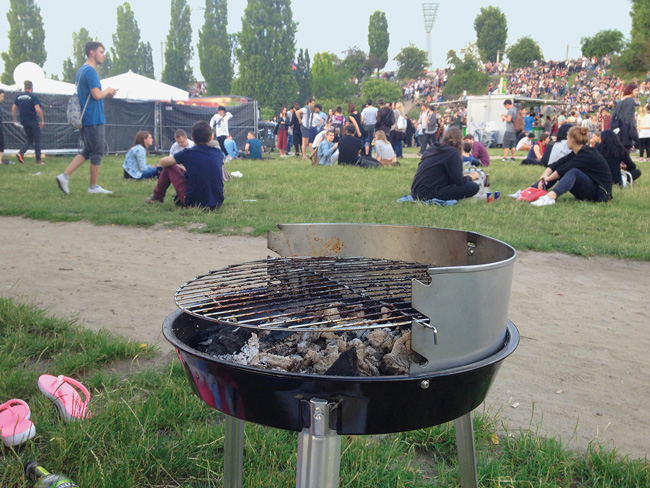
left=222, top=400, right=478, bottom=488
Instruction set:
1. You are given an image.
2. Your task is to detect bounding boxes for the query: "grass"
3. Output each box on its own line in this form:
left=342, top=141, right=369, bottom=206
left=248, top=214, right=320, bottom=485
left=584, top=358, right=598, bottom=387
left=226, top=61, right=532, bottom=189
left=1, top=299, right=649, bottom=487
left=0, top=147, right=649, bottom=260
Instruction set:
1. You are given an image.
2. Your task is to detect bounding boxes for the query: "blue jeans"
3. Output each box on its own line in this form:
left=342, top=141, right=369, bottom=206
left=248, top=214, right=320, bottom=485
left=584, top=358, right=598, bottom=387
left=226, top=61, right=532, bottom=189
left=394, top=139, right=403, bottom=158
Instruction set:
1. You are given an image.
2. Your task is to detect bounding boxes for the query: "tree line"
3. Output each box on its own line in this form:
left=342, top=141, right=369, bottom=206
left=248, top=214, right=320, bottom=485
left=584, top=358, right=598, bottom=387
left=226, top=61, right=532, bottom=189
left=2, top=1, right=647, bottom=109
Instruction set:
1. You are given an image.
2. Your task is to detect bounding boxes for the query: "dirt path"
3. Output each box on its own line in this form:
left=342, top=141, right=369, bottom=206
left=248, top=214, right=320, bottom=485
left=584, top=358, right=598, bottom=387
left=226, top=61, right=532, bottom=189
left=1, top=217, right=648, bottom=459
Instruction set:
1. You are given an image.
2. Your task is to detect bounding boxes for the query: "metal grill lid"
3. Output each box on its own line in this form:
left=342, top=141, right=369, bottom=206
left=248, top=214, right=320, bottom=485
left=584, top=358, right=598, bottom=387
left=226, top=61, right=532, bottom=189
left=175, top=256, right=432, bottom=332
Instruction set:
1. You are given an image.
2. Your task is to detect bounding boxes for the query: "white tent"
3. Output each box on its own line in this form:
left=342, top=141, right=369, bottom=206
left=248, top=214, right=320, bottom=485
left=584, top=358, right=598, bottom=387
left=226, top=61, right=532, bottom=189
left=100, top=70, right=189, bottom=101
left=7, top=62, right=75, bottom=95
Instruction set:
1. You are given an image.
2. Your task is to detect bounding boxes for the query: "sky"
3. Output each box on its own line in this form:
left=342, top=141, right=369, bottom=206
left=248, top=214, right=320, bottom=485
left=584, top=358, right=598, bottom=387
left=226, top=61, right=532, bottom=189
left=0, top=0, right=634, bottom=84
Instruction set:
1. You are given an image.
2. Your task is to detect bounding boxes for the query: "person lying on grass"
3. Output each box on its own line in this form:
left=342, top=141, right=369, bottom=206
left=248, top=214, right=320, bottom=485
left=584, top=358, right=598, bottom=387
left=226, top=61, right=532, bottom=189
left=145, top=120, right=223, bottom=210
left=530, top=126, right=613, bottom=207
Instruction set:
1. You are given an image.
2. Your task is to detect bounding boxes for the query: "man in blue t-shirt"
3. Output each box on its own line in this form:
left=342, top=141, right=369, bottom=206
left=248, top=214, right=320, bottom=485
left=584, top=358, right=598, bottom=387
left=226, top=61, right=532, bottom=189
left=56, top=41, right=117, bottom=195
left=12, top=80, right=44, bottom=165
left=244, top=131, right=264, bottom=159
left=146, top=120, right=224, bottom=209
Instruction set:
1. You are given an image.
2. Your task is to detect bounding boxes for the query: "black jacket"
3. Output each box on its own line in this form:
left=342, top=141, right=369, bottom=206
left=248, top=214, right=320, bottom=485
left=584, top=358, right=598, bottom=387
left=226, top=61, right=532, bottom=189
left=550, top=145, right=613, bottom=201
left=411, top=143, right=470, bottom=200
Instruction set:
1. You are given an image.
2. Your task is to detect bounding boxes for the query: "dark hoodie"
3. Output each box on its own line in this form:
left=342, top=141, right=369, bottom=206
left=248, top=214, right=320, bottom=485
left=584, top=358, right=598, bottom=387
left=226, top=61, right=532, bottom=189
left=411, top=143, right=471, bottom=200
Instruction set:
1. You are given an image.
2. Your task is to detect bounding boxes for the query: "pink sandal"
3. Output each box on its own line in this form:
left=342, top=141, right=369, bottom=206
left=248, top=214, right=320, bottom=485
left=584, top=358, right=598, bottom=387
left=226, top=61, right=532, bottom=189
left=38, top=375, right=91, bottom=421
left=0, top=399, right=35, bottom=447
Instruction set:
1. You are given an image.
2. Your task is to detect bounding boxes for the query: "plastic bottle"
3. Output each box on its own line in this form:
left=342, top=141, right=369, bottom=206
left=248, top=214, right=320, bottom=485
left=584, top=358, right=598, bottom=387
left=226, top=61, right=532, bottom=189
left=24, top=461, right=79, bottom=488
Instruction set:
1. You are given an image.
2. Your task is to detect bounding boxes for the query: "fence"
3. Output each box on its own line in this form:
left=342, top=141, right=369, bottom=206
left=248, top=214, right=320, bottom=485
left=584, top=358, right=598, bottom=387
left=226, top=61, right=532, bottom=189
left=0, top=93, right=258, bottom=155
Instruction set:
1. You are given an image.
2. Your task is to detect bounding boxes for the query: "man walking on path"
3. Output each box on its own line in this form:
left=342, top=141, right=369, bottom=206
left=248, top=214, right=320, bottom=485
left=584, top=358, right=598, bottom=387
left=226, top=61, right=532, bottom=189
left=12, top=80, right=44, bottom=165
left=56, top=41, right=117, bottom=195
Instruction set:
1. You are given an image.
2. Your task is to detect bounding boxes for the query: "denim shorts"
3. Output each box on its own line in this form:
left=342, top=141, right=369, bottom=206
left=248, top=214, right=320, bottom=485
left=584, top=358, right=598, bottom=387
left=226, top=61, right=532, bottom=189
left=362, top=125, right=375, bottom=147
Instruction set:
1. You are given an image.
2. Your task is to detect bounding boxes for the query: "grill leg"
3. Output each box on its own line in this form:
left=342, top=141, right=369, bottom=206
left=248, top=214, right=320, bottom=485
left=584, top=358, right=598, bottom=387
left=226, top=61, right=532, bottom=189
left=296, top=399, right=341, bottom=488
left=454, top=412, right=479, bottom=488
left=224, top=415, right=245, bottom=488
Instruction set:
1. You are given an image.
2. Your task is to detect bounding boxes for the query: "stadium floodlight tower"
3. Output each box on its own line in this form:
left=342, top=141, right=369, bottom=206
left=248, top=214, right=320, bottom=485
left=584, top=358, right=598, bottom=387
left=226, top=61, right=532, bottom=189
left=422, top=3, right=440, bottom=70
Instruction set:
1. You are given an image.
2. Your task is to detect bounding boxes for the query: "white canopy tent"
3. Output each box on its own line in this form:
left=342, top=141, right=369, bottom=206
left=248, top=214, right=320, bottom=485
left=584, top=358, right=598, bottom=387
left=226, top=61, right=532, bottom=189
left=100, top=70, right=189, bottom=101
left=6, top=62, right=75, bottom=95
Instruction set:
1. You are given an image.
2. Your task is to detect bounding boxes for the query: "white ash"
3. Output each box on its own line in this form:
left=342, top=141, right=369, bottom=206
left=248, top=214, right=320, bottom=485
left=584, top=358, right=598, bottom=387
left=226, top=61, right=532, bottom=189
left=209, top=324, right=415, bottom=377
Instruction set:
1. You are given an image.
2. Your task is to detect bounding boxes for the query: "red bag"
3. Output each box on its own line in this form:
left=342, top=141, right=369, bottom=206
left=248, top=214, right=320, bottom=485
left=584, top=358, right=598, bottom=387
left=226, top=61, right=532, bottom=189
left=517, top=187, right=548, bottom=202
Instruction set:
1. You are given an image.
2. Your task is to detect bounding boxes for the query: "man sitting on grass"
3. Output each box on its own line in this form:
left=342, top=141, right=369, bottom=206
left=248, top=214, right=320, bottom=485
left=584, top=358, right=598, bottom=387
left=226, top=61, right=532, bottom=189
left=145, top=120, right=223, bottom=210
left=244, top=131, right=264, bottom=159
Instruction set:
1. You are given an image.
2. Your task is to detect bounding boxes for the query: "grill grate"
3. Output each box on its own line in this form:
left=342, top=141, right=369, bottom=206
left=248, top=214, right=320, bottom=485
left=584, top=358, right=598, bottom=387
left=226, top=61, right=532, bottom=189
left=175, top=257, right=432, bottom=332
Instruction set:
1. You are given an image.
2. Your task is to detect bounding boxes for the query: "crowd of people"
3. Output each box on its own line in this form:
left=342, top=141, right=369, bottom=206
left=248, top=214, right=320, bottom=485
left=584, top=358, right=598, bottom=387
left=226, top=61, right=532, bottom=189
left=3, top=43, right=644, bottom=211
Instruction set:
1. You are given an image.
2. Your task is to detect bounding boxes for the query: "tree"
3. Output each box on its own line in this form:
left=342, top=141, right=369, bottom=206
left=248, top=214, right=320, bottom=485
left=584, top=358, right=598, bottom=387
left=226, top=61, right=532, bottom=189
left=341, top=46, right=370, bottom=81
left=198, top=0, right=233, bottom=95
left=311, top=52, right=356, bottom=100
left=139, top=41, right=155, bottom=79
left=615, top=1, right=650, bottom=72
left=294, top=48, right=312, bottom=105
left=1, top=0, right=47, bottom=85
left=581, top=30, right=625, bottom=58
left=62, top=28, right=94, bottom=82
left=473, top=6, right=507, bottom=63
left=360, top=78, right=402, bottom=103
left=394, top=44, right=428, bottom=80
left=110, top=2, right=151, bottom=76
left=443, top=49, right=489, bottom=99
left=235, top=0, right=298, bottom=111
left=506, top=36, right=543, bottom=69
left=368, top=11, right=389, bottom=74
left=162, top=0, right=194, bottom=88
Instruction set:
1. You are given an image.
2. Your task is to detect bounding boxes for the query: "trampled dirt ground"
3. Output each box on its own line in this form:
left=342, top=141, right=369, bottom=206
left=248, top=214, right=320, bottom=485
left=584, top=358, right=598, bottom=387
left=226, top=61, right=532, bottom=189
left=1, top=217, right=648, bottom=459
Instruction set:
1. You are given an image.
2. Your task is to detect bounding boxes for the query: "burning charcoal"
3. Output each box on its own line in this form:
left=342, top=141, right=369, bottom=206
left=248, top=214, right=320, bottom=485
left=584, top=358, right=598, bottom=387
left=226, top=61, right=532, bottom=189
left=226, top=334, right=260, bottom=365
left=325, top=347, right=359, bottom=376
left=206, top=327, right=254, bottom=355
left=323, top=308, right=341, bottom=322
left=367, top=329, right=392, bottom=349
left=356, top=346, right=381, bottom=376
left=260, top=330, right=296, bottom=344
left=259, top=353, right=301, bottom=372
left=379, top=331, right=412, bottom=375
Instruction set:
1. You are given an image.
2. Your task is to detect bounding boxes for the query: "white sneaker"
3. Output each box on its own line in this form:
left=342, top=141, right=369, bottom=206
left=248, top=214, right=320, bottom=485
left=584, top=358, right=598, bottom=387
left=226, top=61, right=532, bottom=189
left=88, top=185, right=113, bottom=194
left=56, top=174, right=70, bottom=195
left=531, top=195, right=555, bottom=206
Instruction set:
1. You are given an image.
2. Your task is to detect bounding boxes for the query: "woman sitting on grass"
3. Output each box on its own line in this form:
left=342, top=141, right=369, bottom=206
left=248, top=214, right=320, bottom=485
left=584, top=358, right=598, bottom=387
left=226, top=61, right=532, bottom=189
left=374, top=130, right=398, bottom=166
left=596, top=130, right=642, bottom=185
left=410, top=127, right=480, bottom=202
left=530, top=126, right=613, bottom=207
left=122, top=131, right=161, bottom=180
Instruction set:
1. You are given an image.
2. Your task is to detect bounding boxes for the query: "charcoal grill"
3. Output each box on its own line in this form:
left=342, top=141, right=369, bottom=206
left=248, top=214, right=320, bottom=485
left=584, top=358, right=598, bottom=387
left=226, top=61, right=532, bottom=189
left=163, top=223, right=519, bottom=488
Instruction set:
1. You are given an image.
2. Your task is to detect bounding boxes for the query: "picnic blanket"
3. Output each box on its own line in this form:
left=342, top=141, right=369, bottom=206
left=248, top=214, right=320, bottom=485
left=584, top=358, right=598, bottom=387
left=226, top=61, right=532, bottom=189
left=397, top=195, right=457, bottom=206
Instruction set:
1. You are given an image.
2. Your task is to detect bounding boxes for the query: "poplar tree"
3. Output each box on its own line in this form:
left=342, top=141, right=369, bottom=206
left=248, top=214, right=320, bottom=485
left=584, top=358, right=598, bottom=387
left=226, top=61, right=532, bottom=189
left=474, top=6, right=508, bottom=63
left=1, top=0, right=47, bottom=85
left=235, top=0, right=298, bottom=110
left=110, top=2, right=150, bottom=76
left=139, top=41, right=155, bottom=79
left=198, top=0, right=233, bottom=95
left=367, top=11, right=389, bottom=74
left=162, top=0, right=194, bottom=89
left=62, top=28, right=93, bottom=82
left=294, top=48, right=312, bottom=105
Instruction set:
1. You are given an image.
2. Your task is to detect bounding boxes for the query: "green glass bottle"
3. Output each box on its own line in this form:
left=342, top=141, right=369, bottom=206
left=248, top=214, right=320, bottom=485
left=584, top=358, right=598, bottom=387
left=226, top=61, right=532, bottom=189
left=24, top=461, right=79, bottom=488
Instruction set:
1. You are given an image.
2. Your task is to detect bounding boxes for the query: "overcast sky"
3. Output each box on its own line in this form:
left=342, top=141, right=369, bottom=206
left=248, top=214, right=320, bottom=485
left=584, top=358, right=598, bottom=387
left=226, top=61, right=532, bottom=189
left=0, top=0, right=633, bottom=83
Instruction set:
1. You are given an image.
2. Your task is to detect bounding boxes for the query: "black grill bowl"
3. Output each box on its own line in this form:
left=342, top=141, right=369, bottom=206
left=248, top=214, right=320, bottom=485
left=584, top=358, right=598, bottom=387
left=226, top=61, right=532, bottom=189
left=163, top=309, right=519, bottom=435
